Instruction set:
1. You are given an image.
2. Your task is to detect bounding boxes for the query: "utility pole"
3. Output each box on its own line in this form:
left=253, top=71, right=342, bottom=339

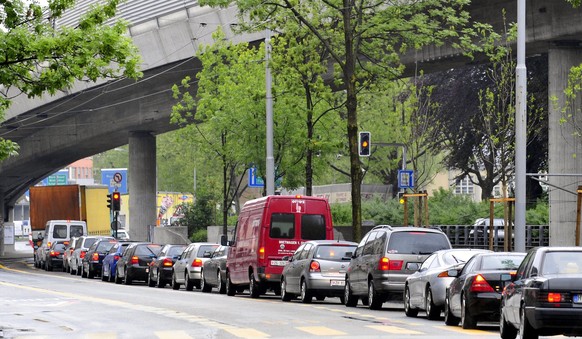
left=515, top=0, right=527, bottom=252
left=265, top=29, right=275, bottom=196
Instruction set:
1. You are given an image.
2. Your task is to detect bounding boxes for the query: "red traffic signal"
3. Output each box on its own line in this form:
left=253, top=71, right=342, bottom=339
left=112, top=192, right=121, bottom=211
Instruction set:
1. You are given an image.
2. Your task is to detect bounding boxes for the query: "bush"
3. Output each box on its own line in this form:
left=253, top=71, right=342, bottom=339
left=190, top=228, right=207, bottom=242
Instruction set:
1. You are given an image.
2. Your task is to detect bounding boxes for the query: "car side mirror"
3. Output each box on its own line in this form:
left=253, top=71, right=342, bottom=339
left=203, top=251, right=212, bottom=258
left=342, top=252, right=353, bottom=260
left=220, top=234, right=228, bottom=246
left=447, top=269, right=459, bottom=277
left=282, top=256, right=291, bottom=262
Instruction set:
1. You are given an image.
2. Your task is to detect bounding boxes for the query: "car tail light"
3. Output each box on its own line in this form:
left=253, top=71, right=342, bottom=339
left=378, top=257, right=403, bottom=271
left=547, top=293, right=562, bottom=303
left=130, top=256, right=139, bottom=265
left=114, top=255, right=120, bottom=261
left=191, top=259, right=203, bottom=267
left=92, top=253, right=99, bottom=261
left=47, top=241, right=52, bottom=248
left=163, top=258, right=174, bottom=267
left=50, top=250, right=59, bottom=257
left=259, top=247, right=265, bottom=260
left=470, top=274, right=494, bottom=292
left=310, top=260, right=321, bottom=272
left=80, top=250, right=87, bottom=259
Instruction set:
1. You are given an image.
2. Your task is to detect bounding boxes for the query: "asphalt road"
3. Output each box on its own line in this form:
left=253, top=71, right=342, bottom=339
left=0, top=256, right=564, bottom=339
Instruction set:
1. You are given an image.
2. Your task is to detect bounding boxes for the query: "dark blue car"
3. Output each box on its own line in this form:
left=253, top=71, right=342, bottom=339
left=102, top=241, right=134, bottom=282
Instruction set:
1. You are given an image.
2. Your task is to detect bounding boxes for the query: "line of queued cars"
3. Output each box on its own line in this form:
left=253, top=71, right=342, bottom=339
left=36, top=225, right=582, bottom=339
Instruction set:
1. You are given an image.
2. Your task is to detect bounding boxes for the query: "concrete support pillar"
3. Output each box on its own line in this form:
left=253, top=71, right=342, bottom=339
left=548, top=46, right=582, bottom=246
left=0, top=190, right=5, bottom=257
left=129, top=131, right=156, bottom=241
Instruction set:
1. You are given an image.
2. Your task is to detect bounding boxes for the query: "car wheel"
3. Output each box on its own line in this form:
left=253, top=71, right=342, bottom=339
left=47, top=261, right=53, bottom=271
left=87, top=266, right=95, bottom=279
left=226, top=272, right=236, bottom=296
left=368, top=280, right=383, bottom=310
left=344, top=281, right=358, bottom=307
left=157, top=269, right=165, bottom=288
left=500, top=308, right=518, bottom=339
left=281, top=278, right=292, bottom=302
left=519, top=306, right=538, bottom=339
left=185, top=272, right=194, bottom=291
left=461, top=294, right=477, bottom=329
left=201, top=270, right=212, bottom=293
left=172, top=272, right=180, bottom=290
left=123, top=268, right=132, bottom=285
left=249, top=272, right=260, bottom=298
left=425, top=287, right=441, bottom=320
left=404, top=286, right=419, bottom=317
left=444, top=292, right=460, bottom=326
left=108, top=267, right=115, bottom=283
left=217, top=270, right=226, bottom=294
left=300, top=279, right=312, bottom=304
left=148, top=270, right=156, bottom=287
left=101, top=269, right=108, bottom=281
left=114, top=267, right=122, bottom=284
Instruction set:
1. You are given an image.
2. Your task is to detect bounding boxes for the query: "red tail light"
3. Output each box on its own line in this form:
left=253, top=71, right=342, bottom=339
left=259, top=247, right=265, bottom=260
left=378, top=257, right=403, bottom=271
left=162, top=258, right=174, bottom=267
left=130, top=256, right=139, bottom=265
left=548, top=293, right=562, bottom=303
left=80, top=250, right=87, bottom=259
left=470, top=274, right=494, bottom=292
left=50, top=250, right=59, bottom=257
left=310, top=260, right=321, bottom=272
left=92, top=253, right=99, bottom=261
left=191, top=259, right=203, bottom=267
left=113, top=255, right=120, bottom=261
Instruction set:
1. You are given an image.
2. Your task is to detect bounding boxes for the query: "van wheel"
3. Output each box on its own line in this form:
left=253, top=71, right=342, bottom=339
left=226, top=272, right=236, bottom=296
left=368, top=280, right=383, bottom=310
left=344, top=281, right=358, bottom=307
left=249, top=272, right=260, bottom=298
left=300, top=279, right=312, bottom=303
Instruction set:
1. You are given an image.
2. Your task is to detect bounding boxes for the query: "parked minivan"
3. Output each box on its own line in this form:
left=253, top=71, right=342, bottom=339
left=225, top=195, right=335, bottom=298
left=344, top=225, right=452, bottom=310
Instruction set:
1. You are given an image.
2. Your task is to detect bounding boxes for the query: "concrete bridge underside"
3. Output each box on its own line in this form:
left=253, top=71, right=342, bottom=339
left=0, top=0, right=581, bottom=245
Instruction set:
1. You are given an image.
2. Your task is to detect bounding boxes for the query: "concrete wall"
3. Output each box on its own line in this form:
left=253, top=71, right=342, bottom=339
left=151, top=226, right=189, bottom=245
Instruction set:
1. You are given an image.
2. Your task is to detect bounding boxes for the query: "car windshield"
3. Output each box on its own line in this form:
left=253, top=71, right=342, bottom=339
left=480, top=255, right=524, bottom=270
left=135, top=244, right=162, bottom=256
left=314, top=245, right=356, bottom=261
left=96, top=241, right=116, bottom=252
left=542, top=251, right=582, bottom=275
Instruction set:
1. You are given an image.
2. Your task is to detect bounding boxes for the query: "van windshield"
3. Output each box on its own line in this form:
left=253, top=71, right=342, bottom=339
left=270, top=214, right=295, bottom=239
left=301, top=214, right=326, bottom=240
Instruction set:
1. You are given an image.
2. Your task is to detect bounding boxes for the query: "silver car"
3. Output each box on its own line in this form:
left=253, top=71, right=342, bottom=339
left=171, top=242, right=219, bottom=291
left=281, top=240, right=357, bottom=304
left=404, top=248, right=491, bottom=319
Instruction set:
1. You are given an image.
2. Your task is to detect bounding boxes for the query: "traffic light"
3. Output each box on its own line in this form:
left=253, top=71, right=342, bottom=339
left=112, top=191, right=121, bottom=211
left=106, top=193, right=112, bottom=210
left=358, top=131, right=371, bottom=156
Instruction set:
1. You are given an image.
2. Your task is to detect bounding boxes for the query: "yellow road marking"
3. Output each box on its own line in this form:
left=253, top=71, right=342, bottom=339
left=296, top=326, right=346, bottom=336
left=86, top=333, right=117, bottom=339
left=436, top=325, right=497, bottom=335
left=224, top=328, right=270, bottom=338
left=367, top=325, right=424, bottom=334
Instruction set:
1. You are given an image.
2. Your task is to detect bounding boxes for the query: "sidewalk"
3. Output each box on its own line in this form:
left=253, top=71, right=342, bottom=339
left=0, top=239, right=34, bottom=260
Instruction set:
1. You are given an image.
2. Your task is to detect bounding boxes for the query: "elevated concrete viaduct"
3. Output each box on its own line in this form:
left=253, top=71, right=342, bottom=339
left=1, top=0, right=581, bottom=246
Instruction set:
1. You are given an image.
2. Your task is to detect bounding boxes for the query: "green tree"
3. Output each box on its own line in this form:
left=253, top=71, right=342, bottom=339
left=0, top=0, right=141, bottom=161
left=201, top=0, right=483, bottom=241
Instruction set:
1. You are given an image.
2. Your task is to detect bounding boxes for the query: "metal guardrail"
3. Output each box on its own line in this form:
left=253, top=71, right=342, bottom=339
left=438, top=225, right=549, bottom=251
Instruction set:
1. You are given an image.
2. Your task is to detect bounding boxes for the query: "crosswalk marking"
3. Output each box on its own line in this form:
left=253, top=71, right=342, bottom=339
left=296, top=326, right=347, bottom=336
left=86, top=332, right=117, bottom=339
left=155, top=330, right=193, bottom=339
left=224, top=328, right=270, bottom=338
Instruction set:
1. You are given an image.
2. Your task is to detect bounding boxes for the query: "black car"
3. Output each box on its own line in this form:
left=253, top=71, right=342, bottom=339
left=147, top=244, right=187, bottom=288
left=115, top=242, right=162, bottom=285
left=81, top=238, right=118, bottom=279
left=45, top=240, right=69, bottom=271
left=200, top=245, right=229, bottom=294
left=444, top=252, right=525, bottom=329
left=500, top=247, right=582, bottom=339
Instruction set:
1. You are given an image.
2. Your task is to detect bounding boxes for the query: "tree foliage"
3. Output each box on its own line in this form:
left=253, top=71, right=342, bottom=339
left=0, top=0, right=141, bottom=161
left=201, top=0, right=484, bottom=241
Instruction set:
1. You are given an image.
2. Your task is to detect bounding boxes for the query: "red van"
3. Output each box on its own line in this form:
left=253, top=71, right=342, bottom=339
left=225, top=195, right=334, bottom=298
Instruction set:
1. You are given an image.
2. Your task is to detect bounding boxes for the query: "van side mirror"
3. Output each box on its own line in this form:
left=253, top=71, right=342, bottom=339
left=220, top=234, right=228, bottom=246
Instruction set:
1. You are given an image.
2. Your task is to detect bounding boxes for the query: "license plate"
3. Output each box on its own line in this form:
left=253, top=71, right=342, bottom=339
left=573, top=294, right=582, bottom=304
left=330, top=280, right=345, bottom=286
left=270, top=260, right=287, bottom=266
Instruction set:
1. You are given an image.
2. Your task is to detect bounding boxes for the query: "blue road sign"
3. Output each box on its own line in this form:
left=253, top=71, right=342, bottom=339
left=249, top=167, right=264, bottom=188
left=398, top=170, right=414, bottom=189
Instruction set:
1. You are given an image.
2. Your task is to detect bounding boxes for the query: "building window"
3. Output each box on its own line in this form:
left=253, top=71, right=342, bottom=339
left=454, top=176, right=474, bottom=195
